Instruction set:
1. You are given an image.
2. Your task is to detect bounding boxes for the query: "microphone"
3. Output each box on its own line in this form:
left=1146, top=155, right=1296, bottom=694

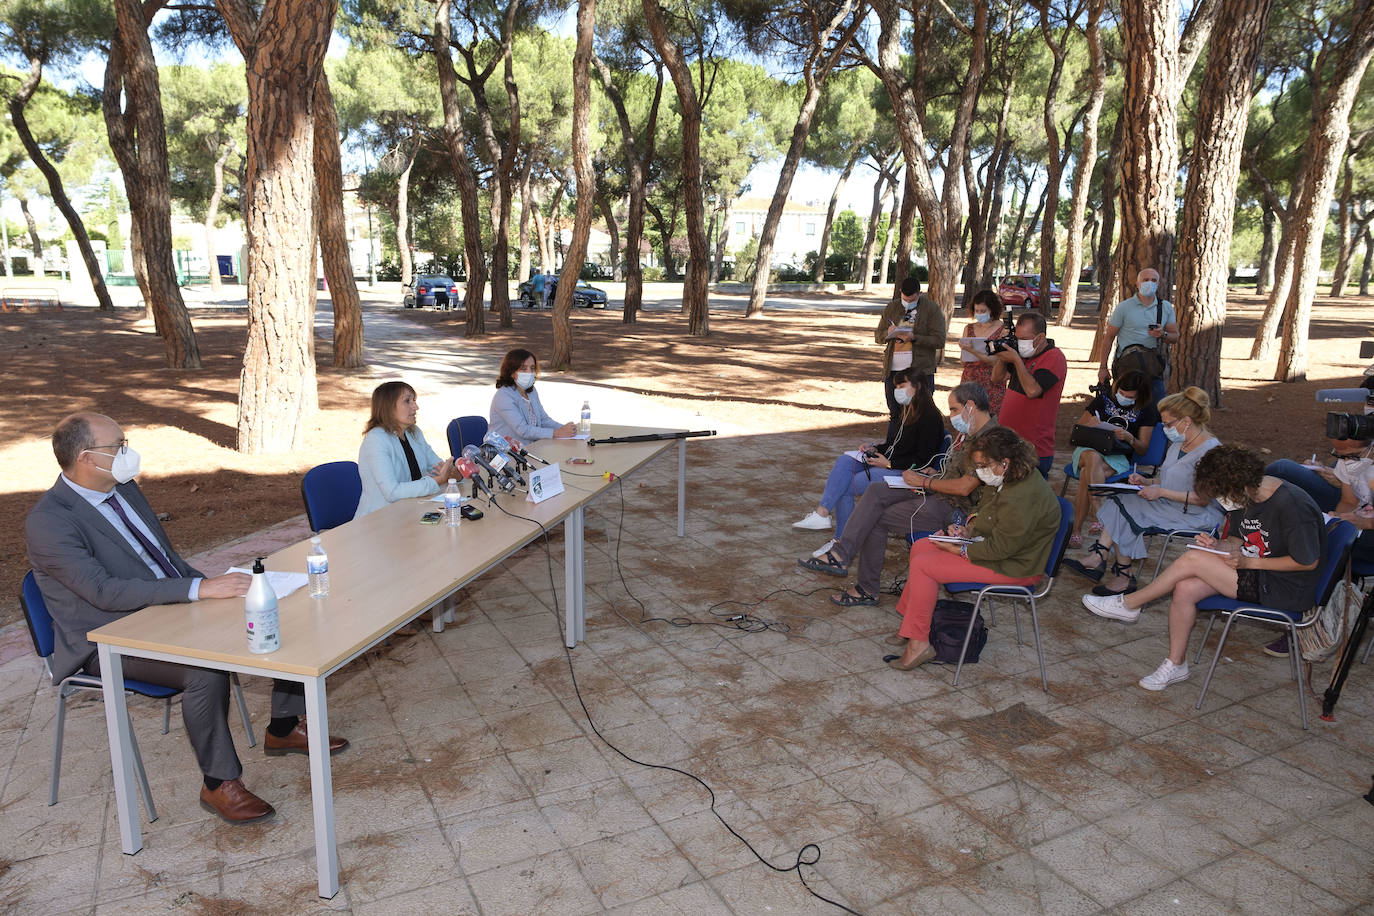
left=1316, top=389, right=1373, bottom=404
left=456, top=457, right=495, bottom=500
left=505, top=435, right=550, bottom=466
left=483, top=433, right=529, bottom=482
left=492, top=434, right=530, bottom=470
left=461, top=444, right=514, bottom=492
left=480, top=441, right=526, bottom=488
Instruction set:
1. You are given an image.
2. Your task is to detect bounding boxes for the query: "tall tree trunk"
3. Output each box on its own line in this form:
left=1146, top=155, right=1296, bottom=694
left=710, top=202, right=730, bottom=283
left=641, top=0, right=709, bottom=336
left=127, top=214, right=156, bottom=326
left=432, top=0, right=487, bottom=336
left=1171, top=0, right=1272, bottom=404
left=517, top=156, right=534, bottom=283
left=1359, top=225, right=1373, bottom=296
left=1088, top=111, right=1127, bottom=361
left=217, top=0, right=336, bottom=452
left=813, top=152, right=860, bottom=283
left=108, top=0, right=201, bottom=366
left=745, top=0, right=860, bottom=315
left=313, top=73, right=364, bottom=368
left=597, top=190, right=620, bottom=280
left=1059, top=0, right=1107, bottom=327
left=1036, top=0, right=1072, bottom=318
left=892, top=177, right=918, bottom=292
left=860, top=159, right=896, bottom=291
left=204, top=143, right=231, bottom=293
left=19, top=198, right=43, bottom=276
left=1251, top=222, right=1297, bottom=358
left=880, top=182, right=900, bottom=285
left=531, top=185, right=550, bottom=271
left=9, top=61, right=113, bottom=309
left=1255, top=200, right=1276, bottom=294
left=396, top=133, right=419, bottom=287
left=1018, top=182, right=1049, bottom=271
left=551, top=0, right=595, bottom=369
left=1274, top=1, right=1374, bottom=382
left=1329, top=160, right=1355, bottom=297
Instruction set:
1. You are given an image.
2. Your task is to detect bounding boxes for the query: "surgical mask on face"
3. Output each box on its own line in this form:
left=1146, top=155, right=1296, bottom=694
left=515, top=371, right=535, bottom=391
left=1162, top=421, right=1186, bottom=443
left=1017, top=338, right=1037, bottom=358
left=1216, top=495, right=1245, bottom=513
left=1115, top=393, right=1136, bottom=407
left=975, top=466, right=1005, bottom=488
left=894, top=387, right=913, bottom=406
left=1138, top=280, right=1158, bottom=299
left=974, top=311, right=991, bottom=323
left=951, top=410, right=971, bottom=435
left=85, top=447, right=141, bottom=484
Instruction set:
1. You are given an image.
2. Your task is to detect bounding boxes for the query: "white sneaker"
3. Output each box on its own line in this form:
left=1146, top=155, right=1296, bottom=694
left=812, top=538, right=837, bottom=559
left=793, top=510, right=832, bottom=530
left=1082, top=592, right=1140, bottom=622
left=1138, top=658, right=1190, bottom=691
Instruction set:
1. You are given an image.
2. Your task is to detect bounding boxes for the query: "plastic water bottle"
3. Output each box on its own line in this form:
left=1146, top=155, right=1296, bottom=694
left=579, top=400, right=591, bottom=437
left=306, top=536, right=329, bottom=597
left=244, top=557, right=280, bottom=654
left=444, top=478, right=462, bottom=527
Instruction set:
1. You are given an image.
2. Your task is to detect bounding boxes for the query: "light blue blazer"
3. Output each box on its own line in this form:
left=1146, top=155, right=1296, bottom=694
left=489, top=385, right=562, bottom=442
left=355, top=425, right=445, bottom=518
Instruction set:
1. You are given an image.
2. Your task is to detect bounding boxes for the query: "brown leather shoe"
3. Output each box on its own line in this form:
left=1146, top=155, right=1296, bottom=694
left=264, top=718, right=349, bottom=757
left=199, top=778, right=275, bottom=823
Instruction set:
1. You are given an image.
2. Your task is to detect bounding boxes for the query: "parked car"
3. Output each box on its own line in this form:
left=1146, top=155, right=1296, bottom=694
left=516, top=274, right=608, bottom=310
left=403, top=275, right=461, bottom=309
left=997, top=274, right=1062, bottom=312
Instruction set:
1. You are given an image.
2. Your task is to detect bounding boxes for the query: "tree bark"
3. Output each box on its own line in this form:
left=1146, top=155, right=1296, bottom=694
left=8, top=60, right=115, bottom=311
left=641, top=0, right=709, bottom=336
left=517, top=155, right=534, bottom=283
left=597, top=189, right=620, bottom=281
left=1018, top=182, right=1049, bottom=272
left=860, top=156, right=897, bottom=291
left=396, top=132, right=419, bottom=287
left=1255, top=199, right=1275, bottom=294
left=1036, top=0, right=1074, bottom=318
left=1170, top=0, right=1272, bottom=404
left=1058, top=0, right=1106, bottom=327
left=746, top=0, right=860, bottom=315
left=107, top=0, right=201, bottom=366
left=879, top=181, right=899, bottom=284
left=710, top=201, right=729, bottom=283
left=1274, top=0, right=1374, bottom=382
left=204, top=143, right=231, bottom=293
left=432, top=0, right=487, bottom=336
left=312, top=73, right=364, bottom=369
left=1360, top=225, right=1373, bottom=296
left=19, top=198, right=43, bottom=276
left=551, top=0, right=595, bottom=368
left=813, top=152, right=859, bottom=283
left=217, top=0, right=336, bottom=452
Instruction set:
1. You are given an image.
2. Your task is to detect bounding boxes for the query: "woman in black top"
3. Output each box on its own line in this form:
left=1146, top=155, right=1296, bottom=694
left=793, top=370, right=946, bottom=539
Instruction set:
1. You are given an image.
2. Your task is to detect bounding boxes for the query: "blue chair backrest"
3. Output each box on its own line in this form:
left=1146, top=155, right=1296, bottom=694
left=1135, top=424, right=1169, bottom=469
left=932, top=432, right=954, bottom=471
left=1046, top=497, right=1076, bottom=577
left=1315, top=520, right=1359, bottom=608
left=301, top=461, right=362, bottom=532
left=21, top=571, right=55, bottom=660
left=446, top=416, right=489, bottom=457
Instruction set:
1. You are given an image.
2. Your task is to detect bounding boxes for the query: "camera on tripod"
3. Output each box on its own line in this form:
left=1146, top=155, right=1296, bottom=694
left=1318, top=366, right=1374, bottom=439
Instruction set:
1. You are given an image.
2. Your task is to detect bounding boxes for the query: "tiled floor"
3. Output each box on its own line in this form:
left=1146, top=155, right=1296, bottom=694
left=3, top=433, right=1373, bottom=914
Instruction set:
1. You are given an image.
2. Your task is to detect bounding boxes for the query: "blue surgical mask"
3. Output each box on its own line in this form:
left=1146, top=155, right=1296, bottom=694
left=894, top=387, right=913, bottom=406
left=1138, top=280, right=1158, bottom=299
left=974, top=312, right=991, bottom=323
left=951, top=412, right=971, bottom=435
left=1116, top=394, right=1135, bottom=407
left=1163, top=423, right=1185, bottom=443
left=515, top=371, right=535, bottom=391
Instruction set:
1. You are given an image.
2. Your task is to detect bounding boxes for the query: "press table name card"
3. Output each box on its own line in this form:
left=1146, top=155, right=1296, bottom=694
left=527, top=462, right=565, bottom=503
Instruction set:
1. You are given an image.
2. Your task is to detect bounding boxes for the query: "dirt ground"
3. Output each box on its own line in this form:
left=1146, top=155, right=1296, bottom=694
left=3, top=285, right=1371, bottom=627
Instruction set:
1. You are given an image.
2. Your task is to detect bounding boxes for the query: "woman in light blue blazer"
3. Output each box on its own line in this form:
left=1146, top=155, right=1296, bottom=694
left=355, top=381, right=456, bottom=518
left=488, top=348, right=576, bottom=442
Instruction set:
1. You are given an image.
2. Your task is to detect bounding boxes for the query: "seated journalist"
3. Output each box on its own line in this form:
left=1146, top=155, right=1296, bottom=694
left=355, top=380, right=456, bottom=519
left=489, top=348, right=576, bottom=442
left=25, top=413, right=348, bottom=824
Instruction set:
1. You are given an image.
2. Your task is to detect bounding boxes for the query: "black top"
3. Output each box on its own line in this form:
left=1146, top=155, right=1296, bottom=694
left=397, top=434, right=423, bottom=481
left=1221, top=480, right=1325, bottom=614
left=1082, top=392, right=1161, bottom=454
left=878, top=405, right=947, bottom=472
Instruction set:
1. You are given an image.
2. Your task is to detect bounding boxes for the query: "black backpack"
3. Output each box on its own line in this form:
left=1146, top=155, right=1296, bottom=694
left=929, top=599, right=987, bottom=664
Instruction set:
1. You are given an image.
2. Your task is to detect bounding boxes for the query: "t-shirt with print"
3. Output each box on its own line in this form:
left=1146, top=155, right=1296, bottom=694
left=1082, top=393, right=1160, bottom=455
left=1220, top=481, right=1325, bottom=614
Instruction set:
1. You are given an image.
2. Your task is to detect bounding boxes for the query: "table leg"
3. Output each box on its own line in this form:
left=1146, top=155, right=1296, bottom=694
left=565, top=505, right=586, bottom=647
left=677, top=438, right=687, bottom=537
left=98, top=644, right=142, bottom=855
left=304, top=677, right=339, bottom=899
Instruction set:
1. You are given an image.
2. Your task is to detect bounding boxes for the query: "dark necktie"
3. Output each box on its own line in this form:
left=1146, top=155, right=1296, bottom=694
left=104, top=495, right=180, bottom=579
left=397, top=433, right=423, bottom=481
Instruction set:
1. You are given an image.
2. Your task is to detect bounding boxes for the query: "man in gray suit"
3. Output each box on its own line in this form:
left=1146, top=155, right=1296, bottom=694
left=25, top=413, right=348, bottom=823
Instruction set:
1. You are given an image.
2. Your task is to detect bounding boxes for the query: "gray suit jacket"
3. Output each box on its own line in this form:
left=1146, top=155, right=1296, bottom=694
left=25, top=476, right=203, bottom=681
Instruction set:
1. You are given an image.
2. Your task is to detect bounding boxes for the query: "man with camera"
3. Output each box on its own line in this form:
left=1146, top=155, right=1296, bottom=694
left=1264, top=411, right=1374, bottom=655
left=1098, top=267, right=1179, bottom=400
left=991, top=310, right=1066, bottom=479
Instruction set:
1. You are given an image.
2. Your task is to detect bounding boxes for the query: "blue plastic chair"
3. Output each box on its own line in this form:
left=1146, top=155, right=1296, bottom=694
left=1192, top=520, right=1357, bottom=729
left=446, top=416, right=489, bottom=458
left=21, top=572, right=255, bottom=821
left=1060, top=424, right=1168, bottom=497
left=941, top=496, right=1074, bottom=692
left=301, top=461, right=362, bottom=531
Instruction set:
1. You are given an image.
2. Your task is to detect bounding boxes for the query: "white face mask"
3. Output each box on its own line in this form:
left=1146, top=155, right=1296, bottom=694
left=1115, top=393, right=1135, bottom=407
left=894, top=386, right=913, bottom=406
left=975, top=466, right=1005, bottom=488
left=974, top=311, right=991, bottom=323
left=515, top=371, right=535, bottom=391
left=1163, top=421, right=1186, bottom=443
left=1017, top=338, right=1037, bottom=358
left=85, top=446, right=142, bottom=484
left=1216, top=495, right=1244, bottom=513
left=1138, top=279, right=1158, bottom=299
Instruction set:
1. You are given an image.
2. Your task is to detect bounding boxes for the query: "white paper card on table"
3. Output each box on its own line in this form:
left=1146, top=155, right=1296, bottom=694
left=571, top=433, right=590, bottom=441
left=227, top=568, right=309, bottom=598
left=527, top=462, right=565, bottom=503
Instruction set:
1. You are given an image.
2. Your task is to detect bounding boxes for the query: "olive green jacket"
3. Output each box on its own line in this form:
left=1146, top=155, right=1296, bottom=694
left=965, top=469, right=1061, bottom=579
left=877, top=293, right=946, bottom=374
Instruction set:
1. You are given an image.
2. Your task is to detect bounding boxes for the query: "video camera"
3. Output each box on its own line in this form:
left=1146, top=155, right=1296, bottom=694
left=985, top=337, right=1016, bottom=355
left=1318, top=374, right=1374, bottom=440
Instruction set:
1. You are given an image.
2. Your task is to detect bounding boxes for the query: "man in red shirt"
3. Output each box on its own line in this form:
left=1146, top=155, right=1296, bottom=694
left=991, top=311, right=1066, bottom=478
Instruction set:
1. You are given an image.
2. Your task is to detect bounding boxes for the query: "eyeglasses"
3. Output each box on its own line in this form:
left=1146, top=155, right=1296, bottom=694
left=89, top=439, right=129, bottom=455
left=1332, top=449, right=1368, bottom=459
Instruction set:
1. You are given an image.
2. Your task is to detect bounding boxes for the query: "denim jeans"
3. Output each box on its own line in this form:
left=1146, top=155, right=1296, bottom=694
left=819, top=454, right=903, bottom=538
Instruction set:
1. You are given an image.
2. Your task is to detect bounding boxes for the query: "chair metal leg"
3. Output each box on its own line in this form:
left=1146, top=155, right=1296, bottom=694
left=126, top=714, right=158, bottom=823
left=1195, top=613, right=1239, bottom=710
left=1194, top=615, right=1218, bottom=666
left=1010, top=601, right=1023, bottom=646
left=49, top=690, right=68, bottom=806
left=952, top=594, right=985, bottom=686
left=162, top=697, right=172, bottom=735
left=1290, top=622, right=1309, bottom=730
left=1029, top=598, right=1048, bottom=692
left=230, top=674, right=256, bottom=748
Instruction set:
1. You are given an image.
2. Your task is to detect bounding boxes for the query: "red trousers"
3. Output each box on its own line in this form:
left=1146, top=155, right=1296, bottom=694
left=895, top=538, right=1040, bottom=641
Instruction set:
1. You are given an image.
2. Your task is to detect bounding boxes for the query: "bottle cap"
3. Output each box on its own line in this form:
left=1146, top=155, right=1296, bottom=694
left=252, top=557, right=266, bottom=574
left=310, top=536, right=321, bottom=545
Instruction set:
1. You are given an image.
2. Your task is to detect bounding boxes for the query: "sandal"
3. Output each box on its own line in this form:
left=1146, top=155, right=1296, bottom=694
left=1063, top=541, right=1110, bottom=582
left=1091, top=562, right=1138, bottom=596
left=830, top=586, right=878, bottom=607
left=1067, top=532, right=1084, bottom=549
left=798, top=551, right=848, bottom=577
left=1088, top=521, right=1103, bottom=534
